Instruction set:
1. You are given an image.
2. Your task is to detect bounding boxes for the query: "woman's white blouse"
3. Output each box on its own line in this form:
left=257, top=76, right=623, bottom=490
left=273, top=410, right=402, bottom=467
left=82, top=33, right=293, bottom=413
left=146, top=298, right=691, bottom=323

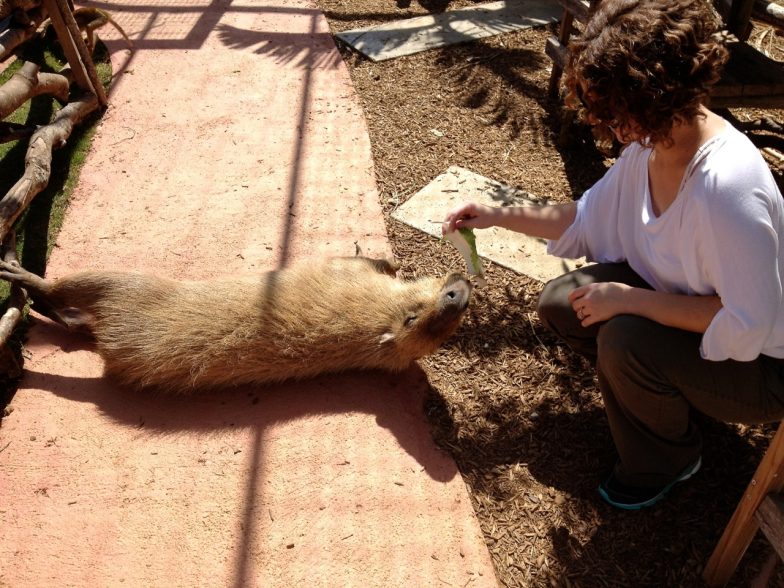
left=548, top=122, right=784, bottom=362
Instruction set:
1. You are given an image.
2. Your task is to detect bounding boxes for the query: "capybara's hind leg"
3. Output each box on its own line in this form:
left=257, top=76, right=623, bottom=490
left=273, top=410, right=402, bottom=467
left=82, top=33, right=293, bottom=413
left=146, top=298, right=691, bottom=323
left=0, top=260, right=53, bottom=298
left=0, top=260, right=93, bottom=332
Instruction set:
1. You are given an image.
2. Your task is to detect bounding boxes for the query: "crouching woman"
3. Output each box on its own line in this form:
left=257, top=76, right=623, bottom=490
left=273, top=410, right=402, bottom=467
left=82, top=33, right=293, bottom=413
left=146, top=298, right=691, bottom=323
left=442, top=0, right=784, bottom=509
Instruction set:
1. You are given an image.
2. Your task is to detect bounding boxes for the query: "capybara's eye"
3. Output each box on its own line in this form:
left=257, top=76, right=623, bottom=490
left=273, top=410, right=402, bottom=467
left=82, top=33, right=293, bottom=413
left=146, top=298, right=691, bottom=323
left=404, top=314, right=417, bottom=327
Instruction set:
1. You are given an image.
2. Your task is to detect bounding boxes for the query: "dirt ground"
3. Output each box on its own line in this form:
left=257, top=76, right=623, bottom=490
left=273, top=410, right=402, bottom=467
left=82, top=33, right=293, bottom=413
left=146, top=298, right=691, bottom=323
left=315, top=2, right=784, bottom=587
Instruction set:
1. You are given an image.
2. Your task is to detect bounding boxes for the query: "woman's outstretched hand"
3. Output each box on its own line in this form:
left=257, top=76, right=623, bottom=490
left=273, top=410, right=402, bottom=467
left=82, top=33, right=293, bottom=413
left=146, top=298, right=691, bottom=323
left=441, top=202, right=498, bottom=236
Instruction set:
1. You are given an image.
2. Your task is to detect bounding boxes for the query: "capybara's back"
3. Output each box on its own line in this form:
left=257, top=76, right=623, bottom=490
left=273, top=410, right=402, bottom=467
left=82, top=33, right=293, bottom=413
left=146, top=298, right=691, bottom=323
left=0, top=256, right=470, bottom=392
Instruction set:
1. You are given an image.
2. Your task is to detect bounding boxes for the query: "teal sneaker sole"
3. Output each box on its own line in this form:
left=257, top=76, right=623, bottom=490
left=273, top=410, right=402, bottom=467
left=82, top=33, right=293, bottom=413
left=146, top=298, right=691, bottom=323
left=598, top=456, right=702, bottom=510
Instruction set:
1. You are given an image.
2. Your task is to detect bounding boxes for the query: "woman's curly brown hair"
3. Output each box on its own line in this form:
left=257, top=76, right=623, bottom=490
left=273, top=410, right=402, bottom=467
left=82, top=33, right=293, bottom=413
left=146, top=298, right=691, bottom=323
left=563, top=0, right=729, bottom=145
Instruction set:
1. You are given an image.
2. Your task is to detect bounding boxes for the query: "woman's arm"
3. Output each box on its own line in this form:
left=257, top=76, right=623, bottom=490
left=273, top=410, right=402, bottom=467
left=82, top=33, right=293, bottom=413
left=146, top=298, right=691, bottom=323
left=442, top=201, right=578, bottom=241
left=569, top=282, right=722, bottom=333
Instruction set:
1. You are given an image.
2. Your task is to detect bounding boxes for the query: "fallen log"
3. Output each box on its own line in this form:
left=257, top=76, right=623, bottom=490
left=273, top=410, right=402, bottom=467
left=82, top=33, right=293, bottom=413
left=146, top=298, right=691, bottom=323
left=0, top=60, right=69, bottom=119
left=0, top=90, right=99, bottom=245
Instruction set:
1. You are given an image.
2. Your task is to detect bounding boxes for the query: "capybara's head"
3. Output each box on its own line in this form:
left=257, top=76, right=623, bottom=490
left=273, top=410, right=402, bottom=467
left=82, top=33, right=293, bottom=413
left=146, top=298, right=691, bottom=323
left=375, top=271, right=471, bottom=368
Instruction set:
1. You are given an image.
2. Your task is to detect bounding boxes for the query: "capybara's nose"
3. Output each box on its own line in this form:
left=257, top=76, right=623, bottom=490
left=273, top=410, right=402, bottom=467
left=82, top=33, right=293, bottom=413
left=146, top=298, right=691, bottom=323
left=426, top=275, right=471, bottom=337
left=442, top=274, right=471, bottom=310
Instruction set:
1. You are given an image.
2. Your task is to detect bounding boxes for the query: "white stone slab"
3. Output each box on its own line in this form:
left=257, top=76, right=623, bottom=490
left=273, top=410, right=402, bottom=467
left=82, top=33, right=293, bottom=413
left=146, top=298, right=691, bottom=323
left=335, top=0, right=561, bottom=62
left=392, top=166, right=587, bottom=283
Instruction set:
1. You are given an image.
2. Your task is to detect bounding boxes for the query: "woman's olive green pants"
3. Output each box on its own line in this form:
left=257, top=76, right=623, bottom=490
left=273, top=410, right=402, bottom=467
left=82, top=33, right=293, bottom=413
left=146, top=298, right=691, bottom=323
left=536, top=262, right=784, bottom=487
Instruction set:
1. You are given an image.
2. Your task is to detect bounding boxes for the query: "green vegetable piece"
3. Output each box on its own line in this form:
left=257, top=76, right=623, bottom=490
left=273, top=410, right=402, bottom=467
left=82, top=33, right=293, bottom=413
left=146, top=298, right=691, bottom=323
left=444, top=227, right=487, bottom=286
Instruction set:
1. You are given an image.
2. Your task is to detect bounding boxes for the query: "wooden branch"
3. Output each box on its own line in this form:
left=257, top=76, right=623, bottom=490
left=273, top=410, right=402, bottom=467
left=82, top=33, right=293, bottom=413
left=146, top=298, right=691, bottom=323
left=747, top=133, right=784, bottom=152
left=57, top=0, right=106, bottom=107
left=0, top=90, right=98, bottom=245
left=0, top=232, right=25, bottom=378
left=742, top=116, right=783, bottom=133
left=0, top=5, right=47, bottom=61
left=754, top=0, right=784, bottom=30
left=0, top=22, right=36, bottom=62
left=0, top=121, right=35, bottom=143
left=0, top=61, right=70, bottom=119
left=763, top=147, right=784, bottom=165
left=0, top=0, right=42, bottom=22
left=41, top=0, right=106, bottom=107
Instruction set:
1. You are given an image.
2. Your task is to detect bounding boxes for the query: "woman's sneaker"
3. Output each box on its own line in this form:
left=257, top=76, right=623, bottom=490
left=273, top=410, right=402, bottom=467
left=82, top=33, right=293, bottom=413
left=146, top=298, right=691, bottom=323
left=598, top=457, right=702, bottom=510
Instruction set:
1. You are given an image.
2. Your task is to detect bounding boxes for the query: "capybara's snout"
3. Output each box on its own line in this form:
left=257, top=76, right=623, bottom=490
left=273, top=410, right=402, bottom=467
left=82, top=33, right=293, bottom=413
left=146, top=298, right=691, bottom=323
left=442, top=273, right=471, bottom=311
left=425, top=273, right=471, bottom=337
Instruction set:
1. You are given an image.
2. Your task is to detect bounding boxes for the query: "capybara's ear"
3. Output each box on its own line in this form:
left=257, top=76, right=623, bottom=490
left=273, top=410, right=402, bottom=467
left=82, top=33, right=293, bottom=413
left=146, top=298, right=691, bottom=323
left=354, top=242, right=363, bottom=257
left=379, top=332, right=396, bottom=345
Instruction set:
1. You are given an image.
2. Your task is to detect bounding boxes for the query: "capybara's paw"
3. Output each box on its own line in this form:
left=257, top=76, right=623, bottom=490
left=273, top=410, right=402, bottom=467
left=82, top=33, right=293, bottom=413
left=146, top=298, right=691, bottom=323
left=0, top=259, right=26, bottom=281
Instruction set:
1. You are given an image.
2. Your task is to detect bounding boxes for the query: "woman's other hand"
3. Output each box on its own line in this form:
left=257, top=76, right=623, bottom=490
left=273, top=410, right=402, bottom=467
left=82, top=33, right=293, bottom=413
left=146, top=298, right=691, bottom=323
left=568, top=282, right=632, bottom=326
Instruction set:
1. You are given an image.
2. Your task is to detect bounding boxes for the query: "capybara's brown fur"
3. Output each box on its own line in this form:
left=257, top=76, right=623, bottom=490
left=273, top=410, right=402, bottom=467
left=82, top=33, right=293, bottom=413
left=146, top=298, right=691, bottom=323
left=0, top=256, right=471, bottom=392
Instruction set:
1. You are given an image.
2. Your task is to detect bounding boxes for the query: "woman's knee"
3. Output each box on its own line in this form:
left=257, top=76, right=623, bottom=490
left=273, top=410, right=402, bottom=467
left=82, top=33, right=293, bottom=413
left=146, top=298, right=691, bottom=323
left=596, top=315, right=652, bottom=366
left=537, top=263, right=645, bottom=333
left=598, top=316, right=702, bottom=370
left=537, top=273, right=579, bottom=333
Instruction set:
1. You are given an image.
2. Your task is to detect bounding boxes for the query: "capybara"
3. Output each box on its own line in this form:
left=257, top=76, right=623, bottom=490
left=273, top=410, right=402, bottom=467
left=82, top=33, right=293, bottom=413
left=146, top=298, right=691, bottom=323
left=0, top=256, right=471, bottom=392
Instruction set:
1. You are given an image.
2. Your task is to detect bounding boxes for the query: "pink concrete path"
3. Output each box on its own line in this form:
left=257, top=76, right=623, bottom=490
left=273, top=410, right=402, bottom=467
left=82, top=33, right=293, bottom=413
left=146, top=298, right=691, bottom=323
left=0, top=1, right=497, bottom=586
